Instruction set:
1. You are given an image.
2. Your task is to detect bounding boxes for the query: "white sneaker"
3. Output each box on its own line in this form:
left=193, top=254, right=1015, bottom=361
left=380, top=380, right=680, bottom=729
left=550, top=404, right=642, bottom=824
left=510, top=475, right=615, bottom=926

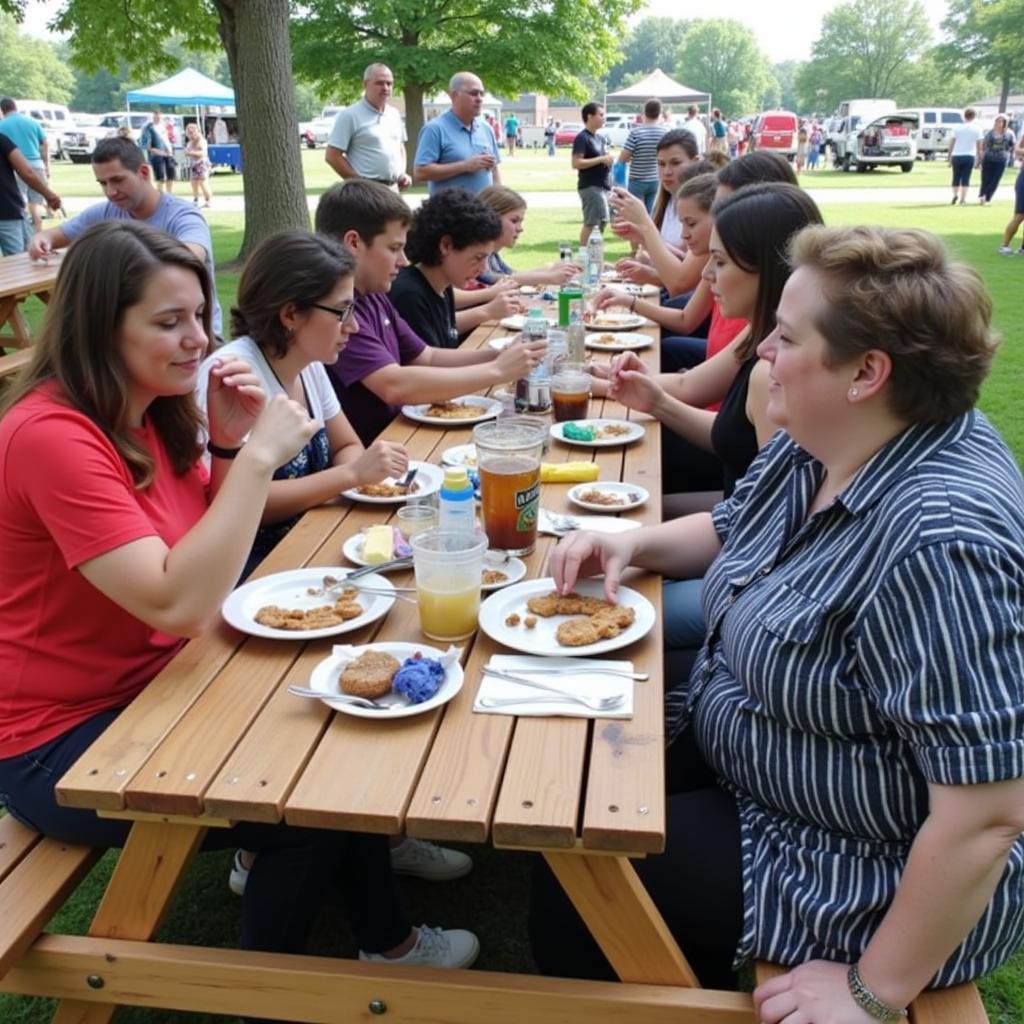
left=390, top=837, right=473, bottom=881
left=359, top=924, right=480, bottom=969
left=228, top=848, right=249, bottom=895
left=998, top=246, right=1016, bottom=255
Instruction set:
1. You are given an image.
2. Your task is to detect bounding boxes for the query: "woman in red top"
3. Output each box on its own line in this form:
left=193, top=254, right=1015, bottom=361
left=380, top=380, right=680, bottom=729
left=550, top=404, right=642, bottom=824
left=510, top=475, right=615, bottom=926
left=0, top=221, right=477, bottom=980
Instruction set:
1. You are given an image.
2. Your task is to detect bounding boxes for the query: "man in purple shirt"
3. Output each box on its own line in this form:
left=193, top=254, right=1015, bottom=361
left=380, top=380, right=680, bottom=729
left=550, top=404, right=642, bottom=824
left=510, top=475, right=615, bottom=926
left=315, top=180, right=545, bottom=444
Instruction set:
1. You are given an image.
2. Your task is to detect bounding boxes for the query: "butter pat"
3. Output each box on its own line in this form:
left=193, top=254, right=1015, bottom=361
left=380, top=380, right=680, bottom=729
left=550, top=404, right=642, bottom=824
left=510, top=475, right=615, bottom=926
left=540, top=461, right=600, bottom=483
left=362, top=524, right=394, bottom=564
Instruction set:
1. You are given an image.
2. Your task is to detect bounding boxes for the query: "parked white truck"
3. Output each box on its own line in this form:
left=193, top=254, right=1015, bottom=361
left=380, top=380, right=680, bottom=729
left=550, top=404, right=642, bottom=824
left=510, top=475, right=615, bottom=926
left=830, top=99, right=897, bottom=170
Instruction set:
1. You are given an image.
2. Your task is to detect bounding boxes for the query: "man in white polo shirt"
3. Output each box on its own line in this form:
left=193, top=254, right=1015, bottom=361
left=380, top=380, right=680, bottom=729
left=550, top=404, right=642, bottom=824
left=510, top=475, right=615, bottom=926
left=326, top=64, right=411, bottom=191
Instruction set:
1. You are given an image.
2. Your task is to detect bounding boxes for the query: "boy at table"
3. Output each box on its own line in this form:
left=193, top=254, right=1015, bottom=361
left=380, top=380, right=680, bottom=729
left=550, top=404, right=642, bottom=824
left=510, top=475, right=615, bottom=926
left=314, top=180, right=546, bottom=444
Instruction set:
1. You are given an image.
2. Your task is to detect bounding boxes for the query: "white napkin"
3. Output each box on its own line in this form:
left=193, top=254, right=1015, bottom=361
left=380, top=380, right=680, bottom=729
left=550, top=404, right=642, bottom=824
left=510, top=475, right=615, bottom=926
left=473, top=655, right=633, bottom=718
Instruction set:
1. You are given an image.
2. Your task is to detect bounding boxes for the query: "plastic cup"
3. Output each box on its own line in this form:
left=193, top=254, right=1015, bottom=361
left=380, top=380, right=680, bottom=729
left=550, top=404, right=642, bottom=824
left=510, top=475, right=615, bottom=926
left=473, top=416, right=547, bottom=555
left=551, top=370, right=592, bottom=422
left=411, top=528, right=487, bottom=641
left=397, top=505, right=436, bottom=540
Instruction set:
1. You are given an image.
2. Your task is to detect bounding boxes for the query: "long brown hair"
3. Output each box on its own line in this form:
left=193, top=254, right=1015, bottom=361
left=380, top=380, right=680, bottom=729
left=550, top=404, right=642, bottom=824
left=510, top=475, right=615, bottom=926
left=0, top=221, right=210, bottom=487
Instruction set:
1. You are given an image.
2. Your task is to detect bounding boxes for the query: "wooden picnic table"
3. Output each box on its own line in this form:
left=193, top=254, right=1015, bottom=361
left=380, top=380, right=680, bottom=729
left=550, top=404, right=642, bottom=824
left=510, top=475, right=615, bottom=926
left=0, top=250, right=61, bottom=350
left=0, top=310, right=756, bottom=1023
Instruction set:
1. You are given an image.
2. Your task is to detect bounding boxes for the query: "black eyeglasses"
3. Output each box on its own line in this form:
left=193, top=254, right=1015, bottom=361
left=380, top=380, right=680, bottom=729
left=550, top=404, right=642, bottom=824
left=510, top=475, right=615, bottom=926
left=310, top=301, right=356, bottom=325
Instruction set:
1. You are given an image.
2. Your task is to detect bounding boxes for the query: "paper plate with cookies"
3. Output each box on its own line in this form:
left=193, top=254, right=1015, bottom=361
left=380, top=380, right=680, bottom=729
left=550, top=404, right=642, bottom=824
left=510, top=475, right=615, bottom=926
left=307, top=642, right=464, bottom=718
left=221, top=567, right=395, bottom=640
left=477, top=577, right=655, bottom=657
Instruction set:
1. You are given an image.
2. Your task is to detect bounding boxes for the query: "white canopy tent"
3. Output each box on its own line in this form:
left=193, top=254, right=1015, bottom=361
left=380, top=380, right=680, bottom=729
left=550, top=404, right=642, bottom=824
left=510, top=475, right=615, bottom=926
left=605, top=69, right=710, bottom=110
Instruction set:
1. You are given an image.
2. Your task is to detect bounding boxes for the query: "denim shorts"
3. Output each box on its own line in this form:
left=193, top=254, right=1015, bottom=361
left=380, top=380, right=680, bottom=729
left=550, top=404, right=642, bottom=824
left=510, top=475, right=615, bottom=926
left=0, top=217, right=28, bottom=256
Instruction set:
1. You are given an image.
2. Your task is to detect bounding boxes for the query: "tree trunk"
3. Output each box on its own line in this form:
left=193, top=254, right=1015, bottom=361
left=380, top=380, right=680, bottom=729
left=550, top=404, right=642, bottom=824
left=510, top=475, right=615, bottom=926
left=999, top=68, right=1011, bottom=116
left=403, top=80, right=426, bottom=177
left=213, top=0, right=309, bottom=263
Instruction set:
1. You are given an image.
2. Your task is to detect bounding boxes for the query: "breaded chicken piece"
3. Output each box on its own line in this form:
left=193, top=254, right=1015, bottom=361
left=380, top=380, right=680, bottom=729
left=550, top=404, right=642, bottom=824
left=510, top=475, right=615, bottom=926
left=341, top=650, right=401, bottom=698
left=556, top=618, right=604, bottom=646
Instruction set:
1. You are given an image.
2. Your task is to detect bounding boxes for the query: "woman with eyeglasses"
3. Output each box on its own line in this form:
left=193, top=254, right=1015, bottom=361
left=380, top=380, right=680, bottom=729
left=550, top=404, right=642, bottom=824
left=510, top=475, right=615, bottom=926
left=197, top=230, right=409, bottom=577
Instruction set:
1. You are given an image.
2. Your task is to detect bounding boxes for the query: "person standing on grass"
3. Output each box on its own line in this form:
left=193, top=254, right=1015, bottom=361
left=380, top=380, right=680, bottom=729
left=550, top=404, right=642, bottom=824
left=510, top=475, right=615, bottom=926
left=0, top=130, right=60, bottom=256
left=572, top=102, right=613, bottom=246
left=325, top=63, right=411, bottom=192
left=0, top=97, right=50, bottom=235
left=616, top=98, right=667, bottom=214
left=139, top=111, right=176, bottom=195
left=979, top=114, right=1016, bottom=206
left=184, top=122, right=213, bottom=208
left=413, top=71, right=501, bottom=196
left=504, top=112, right=519, bottom=156
left=998, top=136, right=1024, bottom=254
left=947, top=108, right=983, bottom=206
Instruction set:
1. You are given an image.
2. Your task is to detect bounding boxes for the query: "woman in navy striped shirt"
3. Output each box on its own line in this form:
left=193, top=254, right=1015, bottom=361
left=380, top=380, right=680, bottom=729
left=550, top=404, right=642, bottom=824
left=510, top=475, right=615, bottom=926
left=532, top=226, right=1024, bottom=1020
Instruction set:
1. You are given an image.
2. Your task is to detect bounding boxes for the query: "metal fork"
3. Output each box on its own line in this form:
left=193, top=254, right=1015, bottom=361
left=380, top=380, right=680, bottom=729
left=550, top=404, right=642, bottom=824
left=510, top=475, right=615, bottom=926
left=287, top=686, right=396, bottom=710
left=502, top=665, right=649, bottom=681
left=481, top=667, right=624, bottom=710
left=479, top=694, right=623, bottom=711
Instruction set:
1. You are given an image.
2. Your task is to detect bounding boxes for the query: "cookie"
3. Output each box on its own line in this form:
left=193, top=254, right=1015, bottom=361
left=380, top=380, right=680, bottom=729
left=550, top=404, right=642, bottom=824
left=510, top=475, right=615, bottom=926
left=556, top=618, right=604, bottom=647
left=341, top=650, right=401, bottom=698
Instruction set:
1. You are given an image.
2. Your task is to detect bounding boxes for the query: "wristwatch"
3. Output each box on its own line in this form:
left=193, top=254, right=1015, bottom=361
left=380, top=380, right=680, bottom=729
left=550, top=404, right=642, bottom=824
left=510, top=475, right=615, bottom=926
left=847, top=963, right=908, bottom=1023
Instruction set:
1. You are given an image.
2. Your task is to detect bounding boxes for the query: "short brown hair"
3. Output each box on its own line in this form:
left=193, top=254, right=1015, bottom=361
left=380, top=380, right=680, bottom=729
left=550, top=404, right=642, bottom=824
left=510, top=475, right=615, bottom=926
left=315, top=179, right=411, bottom=242
left=477, top=185, right=526, bottom=217
left=788, top=225, right=998, bottom=425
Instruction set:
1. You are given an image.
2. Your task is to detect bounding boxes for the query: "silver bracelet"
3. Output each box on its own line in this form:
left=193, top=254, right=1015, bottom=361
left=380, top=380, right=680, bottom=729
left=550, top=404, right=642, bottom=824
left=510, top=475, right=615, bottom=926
left=847, top=964, right=908, bottom=1023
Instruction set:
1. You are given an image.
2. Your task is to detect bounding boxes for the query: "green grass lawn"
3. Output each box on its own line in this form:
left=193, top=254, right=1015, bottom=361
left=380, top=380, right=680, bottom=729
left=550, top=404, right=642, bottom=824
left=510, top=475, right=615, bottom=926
left=2, top=162, right=1023, bottom=1023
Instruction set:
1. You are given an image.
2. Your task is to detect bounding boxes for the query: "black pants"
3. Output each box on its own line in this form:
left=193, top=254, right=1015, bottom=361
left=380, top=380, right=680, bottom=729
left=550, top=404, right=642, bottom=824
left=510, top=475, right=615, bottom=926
left=0, top=708, right=411, bottom=957
left=528, top=729, right=743, bottom=990
left=979, top=157, right=1008, bottom=202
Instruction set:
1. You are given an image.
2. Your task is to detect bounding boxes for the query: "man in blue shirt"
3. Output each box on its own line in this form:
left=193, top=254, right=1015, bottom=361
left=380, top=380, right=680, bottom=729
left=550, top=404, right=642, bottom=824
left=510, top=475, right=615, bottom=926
left=0, top=98, right=50, bottom=234
left=413, top=72, right=501, bottom=195
left=28, top=136, right=222, bottom=337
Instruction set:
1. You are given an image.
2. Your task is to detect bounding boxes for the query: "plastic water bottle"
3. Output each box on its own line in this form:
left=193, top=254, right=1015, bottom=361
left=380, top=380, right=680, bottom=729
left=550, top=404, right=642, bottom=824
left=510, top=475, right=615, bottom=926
left=438, top=467, right=475, bottom=534
left=515, top=307, right=551, bottom=413
left=566, top=309, right=586, bottom=368
left=585, top=227, right=603, bottom=289
left=576, top=246, right=589, bottom=287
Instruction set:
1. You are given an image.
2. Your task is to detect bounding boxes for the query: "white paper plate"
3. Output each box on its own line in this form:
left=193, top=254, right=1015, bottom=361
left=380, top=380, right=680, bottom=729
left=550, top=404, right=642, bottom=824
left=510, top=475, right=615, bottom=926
left=222, top=567, right=395, bottom=640
left=488, top=335, right=515, bottom=351
left=499, top=314, right=555, bottom=331
left=478, top=577, right=655, bottom=657
left=586, top=313, right=648, bottom=332
left=401, top=396, right=501, bottom=426
left=341, top=531, right=412, bottom=569
left=482, top=556, right=527, bottom=591
left=568, top=482, right=649, bottom=513
left=584, top=331, right=652, bottom=352
left=341, top=461, right=443, bottom=505
left=308, top=642, right=463, bottom=719
left=518, top=285, right=539, bottom=295
left=550, top=419, right=645, bottom=448
left=440, top=443, right=478, bottom=468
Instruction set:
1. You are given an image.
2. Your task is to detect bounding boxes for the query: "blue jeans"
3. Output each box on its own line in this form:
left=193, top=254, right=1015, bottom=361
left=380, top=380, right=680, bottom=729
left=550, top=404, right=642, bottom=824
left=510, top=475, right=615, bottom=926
left=951, top=155, right=975, bottom=188
left=661, top=335, right=707, bottom=371
left=664, top=577, right=706, bottom=649
left=0, top=708, right=411, bottom=958
left=627, top=177, right=660, bottom=212
left=0, top=217, right=28, bottom=256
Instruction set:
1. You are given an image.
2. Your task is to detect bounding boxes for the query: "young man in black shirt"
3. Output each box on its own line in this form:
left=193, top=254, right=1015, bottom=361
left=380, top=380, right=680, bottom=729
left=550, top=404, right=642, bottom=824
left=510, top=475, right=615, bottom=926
left=571, top=102, right=613, bottom=246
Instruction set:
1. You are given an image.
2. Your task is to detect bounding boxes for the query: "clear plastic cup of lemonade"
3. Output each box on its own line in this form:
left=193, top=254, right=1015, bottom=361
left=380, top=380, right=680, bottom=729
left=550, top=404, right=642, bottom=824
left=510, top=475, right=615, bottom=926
left=411, top=528, right=488, bottom=641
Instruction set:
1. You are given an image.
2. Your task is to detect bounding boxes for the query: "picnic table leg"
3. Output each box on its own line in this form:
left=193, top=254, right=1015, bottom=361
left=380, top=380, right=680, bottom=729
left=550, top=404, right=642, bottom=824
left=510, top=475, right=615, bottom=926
left=50, top=820, right=206, bottom=1024
left=0, top=296, right=33, bottom=349
left=544, top=850, right=700, bottom=988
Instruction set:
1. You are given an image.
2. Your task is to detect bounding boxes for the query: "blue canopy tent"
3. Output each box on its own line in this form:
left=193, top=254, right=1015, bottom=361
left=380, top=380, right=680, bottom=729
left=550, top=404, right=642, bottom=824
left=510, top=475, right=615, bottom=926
left=126, top=68, right=242, bottom=171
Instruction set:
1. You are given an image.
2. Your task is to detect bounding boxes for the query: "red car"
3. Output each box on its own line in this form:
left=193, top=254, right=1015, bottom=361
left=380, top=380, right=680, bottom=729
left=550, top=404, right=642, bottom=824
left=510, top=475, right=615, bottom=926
left=752, top=110, right=799, bottom=160
left=555, top=122, right=585, bottom=146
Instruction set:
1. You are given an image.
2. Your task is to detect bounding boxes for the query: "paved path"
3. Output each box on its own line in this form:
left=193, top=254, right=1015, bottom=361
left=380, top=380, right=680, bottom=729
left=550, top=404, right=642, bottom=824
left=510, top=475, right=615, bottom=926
left=53, top=183, right=1018, bottom=217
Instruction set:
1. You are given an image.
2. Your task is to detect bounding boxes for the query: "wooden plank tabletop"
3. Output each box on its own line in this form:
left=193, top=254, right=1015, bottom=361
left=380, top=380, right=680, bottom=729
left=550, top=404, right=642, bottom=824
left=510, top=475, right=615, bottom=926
left=0, top=251, right=61, bottom=301
left=56, top=303, right=667, bottom=857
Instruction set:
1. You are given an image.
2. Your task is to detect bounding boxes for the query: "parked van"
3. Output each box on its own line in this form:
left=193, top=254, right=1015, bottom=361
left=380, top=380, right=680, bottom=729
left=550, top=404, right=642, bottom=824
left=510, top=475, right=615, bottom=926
left=893, top=108, right=965, bottom=159
left=10, top=98, right=75, bottom=160
left=752, top=110, right=799, bottom=160
left=63, top=111, right=183, bottom=163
